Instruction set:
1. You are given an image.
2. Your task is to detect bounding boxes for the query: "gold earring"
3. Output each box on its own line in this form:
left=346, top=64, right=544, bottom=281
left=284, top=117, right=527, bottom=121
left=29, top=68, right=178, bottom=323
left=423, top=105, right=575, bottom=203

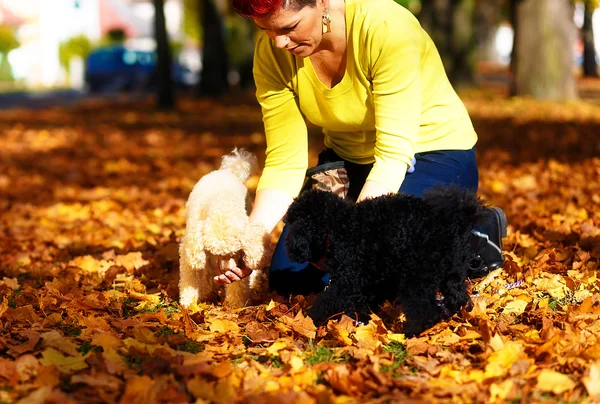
left=322, top=12, right=331, bottom=34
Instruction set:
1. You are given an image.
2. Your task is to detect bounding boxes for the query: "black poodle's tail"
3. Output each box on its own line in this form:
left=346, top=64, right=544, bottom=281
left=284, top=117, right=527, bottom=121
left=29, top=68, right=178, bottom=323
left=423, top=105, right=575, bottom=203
left=422, top=186, right=487, bottom=225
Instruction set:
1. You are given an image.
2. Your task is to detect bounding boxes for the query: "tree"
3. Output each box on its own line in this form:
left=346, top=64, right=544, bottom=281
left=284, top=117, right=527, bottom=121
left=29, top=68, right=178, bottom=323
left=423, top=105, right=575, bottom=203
left=153, top=0, right=176, bottom=109
left=512, top=0, right=578, bottom=100
left=419, top=0, right=478, bottom=89
left=582, top=0, right=598, bottom=77
left=0, top=24, right=19, bottom=82
left=106, top=28, right=127, bottom=44
left=199, top=0, right=230, bottom=96
left=58, top=35, right=92, bottom=81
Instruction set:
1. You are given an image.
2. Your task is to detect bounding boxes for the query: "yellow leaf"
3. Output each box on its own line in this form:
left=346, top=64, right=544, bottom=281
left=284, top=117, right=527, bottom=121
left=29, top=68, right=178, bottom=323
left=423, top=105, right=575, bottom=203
left=132, top=326, right=158, bottom=344
left=120, top=375, right=156, bottom=402
left=266, top=300, right=276, bottom=311
left=522, top=329, right=541, bottom=342
left=279, top=311, right=316, bottom=339
left=459, top=330, right=481, bottom=341
left=264, top=379, right=280, bottom=392
left=582, top=361, right=600, bottom=399
left=491, top=180, right=507, bottom=194
left=489, top=334, right=504, bottom=352
left=69, top=255, right=112, bottom=276
left=1, top=277, right=19, bottom=290
left=502, top=299, right=528, bottom=315
left=489, top=380, right=515, bottom=403
left=0, top=298, right=8, bottom=320
left=92, top=334, right=127, bottom=375
left=439, top=332, right=460, bottom=346
left=536, top=369, right=575, bottom=394
left=289, top=355, right=304, bottom=372
left=114, top=252, right=149, bottom=272
left=267, top=341, right=288, bottom=356
left=41, top=330, right=80, bottom=356
left=387, top=333, right=406, bottom=344
left=535, top=275, right=567, bottom=299
left=354, top=321, right=384, bottom=351
left=128, top=291, right=161, bottom=304
left=484, top=342, right=524, bottom=379
left=39, top=348, right=89, bottom=373
left=328, top=316, right=356, bottom=346
left=16, top=254, right=31, bottom=267
left=209, top=319, right=240, bottom=334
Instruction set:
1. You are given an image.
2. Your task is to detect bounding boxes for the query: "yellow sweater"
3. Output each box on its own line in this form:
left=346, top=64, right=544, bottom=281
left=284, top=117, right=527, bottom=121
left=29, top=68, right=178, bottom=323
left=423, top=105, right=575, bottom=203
left=253, top=0, right=477, bottom=197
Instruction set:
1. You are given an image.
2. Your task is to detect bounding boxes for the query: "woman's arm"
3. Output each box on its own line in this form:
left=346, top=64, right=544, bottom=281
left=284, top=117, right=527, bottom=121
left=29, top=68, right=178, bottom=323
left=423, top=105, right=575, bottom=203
left=249, top=188, right=294, bottom=232
left=362, top=11, right=423, bottom=195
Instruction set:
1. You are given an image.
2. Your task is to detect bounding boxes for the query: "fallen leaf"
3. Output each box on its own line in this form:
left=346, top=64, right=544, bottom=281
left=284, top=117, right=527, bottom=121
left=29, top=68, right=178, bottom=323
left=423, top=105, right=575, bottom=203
left=536, top=369, right=576, bottom=394
left=39, top=348, right=89, bottom=373
left=582, top=361, right=600, bottom=399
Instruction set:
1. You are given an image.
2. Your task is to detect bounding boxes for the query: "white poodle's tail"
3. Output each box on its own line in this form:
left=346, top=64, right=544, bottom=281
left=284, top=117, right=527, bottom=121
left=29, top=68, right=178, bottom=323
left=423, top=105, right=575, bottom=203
left=219, top=148, right=258, bottom=182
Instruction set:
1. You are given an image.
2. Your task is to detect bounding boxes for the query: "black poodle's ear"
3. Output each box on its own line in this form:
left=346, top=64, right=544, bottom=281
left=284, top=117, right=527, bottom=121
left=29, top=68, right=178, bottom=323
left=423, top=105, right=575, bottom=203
left=285, top=217, right=317, bottom=263
left=284, top=190, right=349, bottom=263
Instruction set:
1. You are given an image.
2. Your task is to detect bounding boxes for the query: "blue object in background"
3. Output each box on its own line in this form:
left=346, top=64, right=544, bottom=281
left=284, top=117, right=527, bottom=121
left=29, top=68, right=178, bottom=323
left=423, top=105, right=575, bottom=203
left=84, top=45, right=200, bottom=94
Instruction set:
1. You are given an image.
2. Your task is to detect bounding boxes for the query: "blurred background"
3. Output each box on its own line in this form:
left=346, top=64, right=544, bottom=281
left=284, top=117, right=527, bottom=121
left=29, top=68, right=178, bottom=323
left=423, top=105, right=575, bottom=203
left=0, top=0, right=599, bottom=107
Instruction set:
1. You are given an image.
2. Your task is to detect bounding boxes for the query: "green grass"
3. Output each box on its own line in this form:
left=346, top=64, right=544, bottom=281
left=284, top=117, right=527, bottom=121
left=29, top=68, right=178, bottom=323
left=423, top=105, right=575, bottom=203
left=306, top=345, right=351, bottom=365
left=78, top=341, right=102, bottom=355
left=156, top=326, right=175, bottom=338
left=380, top=342, right=409, bottom=374
left=173, top=339, right=204, bottom=354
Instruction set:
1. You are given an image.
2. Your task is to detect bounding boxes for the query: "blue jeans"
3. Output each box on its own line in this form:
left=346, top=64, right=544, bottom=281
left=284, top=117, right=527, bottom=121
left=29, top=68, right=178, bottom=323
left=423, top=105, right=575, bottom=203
left=269, top=148, right=479, bottom=296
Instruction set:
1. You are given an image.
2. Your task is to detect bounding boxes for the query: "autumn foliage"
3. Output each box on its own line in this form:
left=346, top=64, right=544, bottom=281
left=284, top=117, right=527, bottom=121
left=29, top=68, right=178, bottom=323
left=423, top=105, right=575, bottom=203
left=1, top=91, right=600, bottom=402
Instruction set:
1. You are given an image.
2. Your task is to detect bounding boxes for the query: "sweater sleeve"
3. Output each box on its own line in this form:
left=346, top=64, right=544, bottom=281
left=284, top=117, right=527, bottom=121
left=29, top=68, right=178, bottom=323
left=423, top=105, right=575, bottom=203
left=253, top=35, right=309, bottom=198
left=365, top=16, right=422, bottom=192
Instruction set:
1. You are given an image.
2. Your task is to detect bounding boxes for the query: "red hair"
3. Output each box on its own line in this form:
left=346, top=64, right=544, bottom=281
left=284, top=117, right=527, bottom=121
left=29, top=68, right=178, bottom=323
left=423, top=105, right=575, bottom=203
left=232, top=0, right=284, bottom=18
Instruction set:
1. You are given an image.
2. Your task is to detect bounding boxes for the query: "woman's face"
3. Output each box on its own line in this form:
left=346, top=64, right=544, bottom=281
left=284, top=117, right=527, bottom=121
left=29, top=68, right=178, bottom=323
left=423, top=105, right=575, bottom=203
left=253, top=2, right=325, bottom=57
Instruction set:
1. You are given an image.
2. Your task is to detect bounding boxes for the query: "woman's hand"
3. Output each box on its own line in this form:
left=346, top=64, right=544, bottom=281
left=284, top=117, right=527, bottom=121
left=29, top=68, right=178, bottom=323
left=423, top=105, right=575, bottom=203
left=213, top=266, right=254, bottom=285
left=357, top=180, right=394, bottom=203
left=213, top=188, right=291, bottom=285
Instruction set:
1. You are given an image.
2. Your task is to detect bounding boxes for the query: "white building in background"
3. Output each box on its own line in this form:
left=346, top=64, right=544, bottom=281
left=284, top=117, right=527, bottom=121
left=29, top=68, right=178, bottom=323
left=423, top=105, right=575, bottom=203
left=0, top=0, right=183, bottom=89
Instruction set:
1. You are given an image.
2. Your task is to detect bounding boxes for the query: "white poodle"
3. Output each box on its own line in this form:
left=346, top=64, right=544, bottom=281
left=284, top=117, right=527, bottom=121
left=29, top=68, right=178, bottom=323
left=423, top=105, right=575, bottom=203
left=179, top=148, right=270, bottom=308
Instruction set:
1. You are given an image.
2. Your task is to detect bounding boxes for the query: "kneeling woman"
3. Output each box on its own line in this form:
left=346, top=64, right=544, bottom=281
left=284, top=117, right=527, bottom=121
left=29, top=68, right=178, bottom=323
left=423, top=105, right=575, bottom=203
left=214, top=0, right=507, bottom=293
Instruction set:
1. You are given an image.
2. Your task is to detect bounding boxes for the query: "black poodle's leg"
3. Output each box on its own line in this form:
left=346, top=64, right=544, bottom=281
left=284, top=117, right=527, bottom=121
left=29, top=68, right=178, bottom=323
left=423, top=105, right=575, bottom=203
left=308, top=282, right=372, bottom=326
left=399, top=283, right=444, bottom=337
left=439, top=272, right=471, bottom=315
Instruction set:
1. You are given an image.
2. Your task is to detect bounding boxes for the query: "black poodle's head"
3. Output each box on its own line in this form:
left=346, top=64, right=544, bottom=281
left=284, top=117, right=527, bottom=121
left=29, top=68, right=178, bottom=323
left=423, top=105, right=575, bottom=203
left=284, top=189, right=351, bottom=263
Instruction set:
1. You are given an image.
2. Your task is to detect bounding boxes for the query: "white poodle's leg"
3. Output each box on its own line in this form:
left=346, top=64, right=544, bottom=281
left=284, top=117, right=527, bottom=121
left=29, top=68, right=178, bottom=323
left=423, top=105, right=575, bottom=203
left=197, top=257, right=219, bottom=303
left=249, top=268, right=269, bottom=294
left=241, top=223, right=271, bottom=270
left=224, top=277, right=250, bottom=308
left=179, top=228, right=211, bottom=307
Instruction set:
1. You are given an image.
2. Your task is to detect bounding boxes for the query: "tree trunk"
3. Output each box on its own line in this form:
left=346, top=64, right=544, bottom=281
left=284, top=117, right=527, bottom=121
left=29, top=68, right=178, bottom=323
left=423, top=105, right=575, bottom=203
left=153, top=0, right=176, bottom=109
left=419, top=0, right=477, bottom=89
left=509, top=0, right=520, bottom=96
left=513, top=0, right=577, bottom=100
left=198, top=0, right=230, bottom=97
left=473, top=0, right=504, bottom=62
left=582, top=0, right=598, bottom=77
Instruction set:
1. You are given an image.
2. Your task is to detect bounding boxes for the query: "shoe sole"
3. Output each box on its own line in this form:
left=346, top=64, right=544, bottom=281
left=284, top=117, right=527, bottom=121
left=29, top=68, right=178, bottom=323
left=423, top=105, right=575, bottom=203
left=487, top=207, right=507, bottom=271
left=469, top=207, right=508, bottom=276
left=489, top=207, right=508, bottom=239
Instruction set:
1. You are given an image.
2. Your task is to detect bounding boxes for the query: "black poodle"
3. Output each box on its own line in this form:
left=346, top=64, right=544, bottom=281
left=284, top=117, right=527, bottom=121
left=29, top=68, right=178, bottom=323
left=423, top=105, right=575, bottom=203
left=284, top=187, right=487, bottom=337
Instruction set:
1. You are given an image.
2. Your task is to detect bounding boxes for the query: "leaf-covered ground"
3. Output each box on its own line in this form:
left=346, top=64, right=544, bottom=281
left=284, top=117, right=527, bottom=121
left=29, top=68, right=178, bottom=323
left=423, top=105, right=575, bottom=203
left=2, top=91, right=600, bottom=403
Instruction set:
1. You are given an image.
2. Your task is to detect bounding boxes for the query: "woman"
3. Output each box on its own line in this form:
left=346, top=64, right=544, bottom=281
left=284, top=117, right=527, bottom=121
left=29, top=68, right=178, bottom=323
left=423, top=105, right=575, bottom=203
left=214, top=0, right=507, bottom=294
